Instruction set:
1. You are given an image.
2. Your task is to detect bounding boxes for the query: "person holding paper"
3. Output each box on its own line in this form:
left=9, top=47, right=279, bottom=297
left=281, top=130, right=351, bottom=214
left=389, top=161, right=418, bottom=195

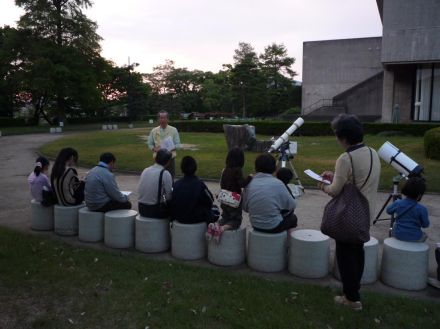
left=147, top=110, right=181, bottom=179
left=318, top=114, right=380, bottom=311
left=84, top=152, right=131, bottom=212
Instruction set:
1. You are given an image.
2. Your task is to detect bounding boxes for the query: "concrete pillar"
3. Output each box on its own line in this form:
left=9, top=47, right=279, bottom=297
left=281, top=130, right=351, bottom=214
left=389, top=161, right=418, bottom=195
left=381, top=67, right=395, bottom=123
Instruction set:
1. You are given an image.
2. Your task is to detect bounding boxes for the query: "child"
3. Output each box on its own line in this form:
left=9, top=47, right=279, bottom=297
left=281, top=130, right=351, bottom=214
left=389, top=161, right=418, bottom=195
left=276, top=167, right=298, bottom=228
left=207, top=147, right=246, bottom=242
left=386, top=177, right=429, bottom=242
left=28, top=156, right=51, bottom=203
left=276, top=167, right=295, bottom=198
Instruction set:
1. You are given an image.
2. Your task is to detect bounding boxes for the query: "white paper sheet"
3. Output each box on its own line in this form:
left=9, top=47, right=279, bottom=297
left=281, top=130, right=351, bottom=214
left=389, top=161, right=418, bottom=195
left=304, top=169, right=331, bottom=184
left=160, top=136, right=175, bottom=151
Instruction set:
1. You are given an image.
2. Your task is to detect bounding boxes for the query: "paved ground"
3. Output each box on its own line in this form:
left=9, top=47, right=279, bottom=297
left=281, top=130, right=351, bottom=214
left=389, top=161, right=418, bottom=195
left=1, top=132, right=440, bottom=301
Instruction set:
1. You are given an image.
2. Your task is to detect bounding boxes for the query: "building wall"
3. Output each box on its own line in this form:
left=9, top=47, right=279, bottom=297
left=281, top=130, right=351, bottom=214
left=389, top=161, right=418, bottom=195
left=381, top=0, right=440, bottom=63
left=334, top=72, right=383, bottom=119
left=302, top=37, right=383, bottom=111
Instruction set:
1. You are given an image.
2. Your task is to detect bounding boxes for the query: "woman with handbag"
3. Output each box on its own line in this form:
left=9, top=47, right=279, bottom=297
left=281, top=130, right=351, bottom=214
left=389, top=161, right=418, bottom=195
left=51, top=147, right=85, bottom=206
left=318, top=114, right=380, bottom=311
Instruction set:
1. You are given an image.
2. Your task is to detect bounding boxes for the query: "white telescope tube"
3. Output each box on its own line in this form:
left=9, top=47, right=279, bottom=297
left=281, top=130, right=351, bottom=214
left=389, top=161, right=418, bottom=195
left=378, top=141, right=423, bottom=177
left=268, top=117, right=304, bottom=152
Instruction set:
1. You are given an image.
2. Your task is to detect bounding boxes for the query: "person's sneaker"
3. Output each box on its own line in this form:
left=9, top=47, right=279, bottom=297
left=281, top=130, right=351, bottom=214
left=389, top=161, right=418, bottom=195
left=213, top=223, right=223, bottom=243
left=206, top=223, right=215, bottom=241
left=334, top=295, right=362, bottom=311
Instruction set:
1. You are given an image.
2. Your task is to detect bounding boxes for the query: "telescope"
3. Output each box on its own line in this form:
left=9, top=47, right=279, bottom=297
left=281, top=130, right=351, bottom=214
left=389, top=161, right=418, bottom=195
left=268, top=117, right=304, bottom=153
left=378, top=141, right=423, bottom=177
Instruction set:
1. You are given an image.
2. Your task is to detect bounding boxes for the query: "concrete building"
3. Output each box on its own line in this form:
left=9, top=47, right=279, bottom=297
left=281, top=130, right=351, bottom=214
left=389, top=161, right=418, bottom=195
left=302, top=0, right=440, bottom=123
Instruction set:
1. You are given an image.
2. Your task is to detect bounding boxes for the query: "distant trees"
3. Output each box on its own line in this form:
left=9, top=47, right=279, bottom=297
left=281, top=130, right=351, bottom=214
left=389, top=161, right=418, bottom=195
left=1, top=1, right=300, bottom=123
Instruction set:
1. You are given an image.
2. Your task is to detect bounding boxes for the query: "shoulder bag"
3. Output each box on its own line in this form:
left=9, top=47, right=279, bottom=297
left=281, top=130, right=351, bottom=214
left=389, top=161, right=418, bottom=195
left=321, top=148, right=373, bottom=243
left=217, top=169, right=241, bottom=208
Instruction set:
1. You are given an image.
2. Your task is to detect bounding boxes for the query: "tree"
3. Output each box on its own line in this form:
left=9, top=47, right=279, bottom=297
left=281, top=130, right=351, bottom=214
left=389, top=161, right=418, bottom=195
left=229, top=42, right=266, bottom=117
left=259, top=43, right=297, bottom=114
left=13, top=0, right=104, bottom=122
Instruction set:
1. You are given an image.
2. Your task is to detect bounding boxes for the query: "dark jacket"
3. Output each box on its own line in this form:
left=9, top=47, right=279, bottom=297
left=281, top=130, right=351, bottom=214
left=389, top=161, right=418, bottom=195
left=171, top=175, right=214, bottom=223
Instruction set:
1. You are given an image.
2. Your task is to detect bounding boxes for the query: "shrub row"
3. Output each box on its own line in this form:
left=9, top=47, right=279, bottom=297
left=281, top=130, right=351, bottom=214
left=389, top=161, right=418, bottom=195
left=424, top=127, right=440, bottom=160
left=66, top=116, right=132, bottom=124
left=173, top=120, right=439, bottom=137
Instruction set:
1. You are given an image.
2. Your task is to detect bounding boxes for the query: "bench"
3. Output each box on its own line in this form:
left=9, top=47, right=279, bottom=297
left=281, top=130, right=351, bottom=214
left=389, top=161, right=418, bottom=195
left=30, top=199, right=54, bottom=231
left=54, top=204, right=85, bottom=236
left=208, top=227, right=246, bottom=266
left=247, top=230, right=287, bottom=272
left=333, top=236, right=379, bottom=284
left=171, top=221, right=207, bottom=260
left=288, top=229, right=330, bottom=279
left=78, top=207, right=104, bottom=242
left=135, top=216, right=170, bottom=253
left=104, top=209, right=137, bottom=249
left=381, top=237, right=429, bottom=290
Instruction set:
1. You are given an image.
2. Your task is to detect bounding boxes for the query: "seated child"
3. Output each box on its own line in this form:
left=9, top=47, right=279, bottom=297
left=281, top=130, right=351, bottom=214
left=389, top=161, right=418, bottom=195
left=28, top=156, right=51, bottom=203
left=275, top=167, right=297, bottom=228
left=386, top=177, right=429, bottom=242
left=276, top=167, right=295, bottom=198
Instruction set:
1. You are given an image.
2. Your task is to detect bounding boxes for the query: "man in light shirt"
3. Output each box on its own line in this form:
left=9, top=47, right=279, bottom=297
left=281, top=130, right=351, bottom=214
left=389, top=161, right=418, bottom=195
left=147, top=110, right=181, bottom=179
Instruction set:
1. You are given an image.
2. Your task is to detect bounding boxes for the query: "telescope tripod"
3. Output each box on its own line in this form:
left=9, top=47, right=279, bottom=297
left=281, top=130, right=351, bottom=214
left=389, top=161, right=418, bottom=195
left=373, top=175, right=403, bottom=236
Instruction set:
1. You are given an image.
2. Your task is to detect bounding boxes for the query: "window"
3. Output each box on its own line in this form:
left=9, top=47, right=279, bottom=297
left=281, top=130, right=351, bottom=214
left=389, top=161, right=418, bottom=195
left=414, top=63, right=440, bottom=121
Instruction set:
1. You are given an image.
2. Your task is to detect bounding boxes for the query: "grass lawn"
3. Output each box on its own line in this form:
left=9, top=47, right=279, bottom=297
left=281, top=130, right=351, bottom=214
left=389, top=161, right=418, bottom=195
left=1, top=227, right=439, bottom=329
left=39, top=129, right=440, bottom=192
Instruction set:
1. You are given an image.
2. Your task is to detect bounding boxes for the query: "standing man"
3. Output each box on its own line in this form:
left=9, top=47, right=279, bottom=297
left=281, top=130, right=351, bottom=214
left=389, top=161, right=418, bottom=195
left=147, top=110, right=181, bottom=179
left=85, top=152, right=131, bottom=212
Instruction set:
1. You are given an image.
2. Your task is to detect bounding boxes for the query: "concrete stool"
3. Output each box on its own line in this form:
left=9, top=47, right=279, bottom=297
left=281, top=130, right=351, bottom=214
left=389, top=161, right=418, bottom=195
left=333, top=236, right=379, bottom=284
left=54, top=204, right=84, bottom=236
left=381, top=237, right=429, bottom=290
left=247, top=230, right=287, bottom=272
left=78, top=207, right=104, bottom=242
left=135, top=215, right=170, bottom=253
left=171, top=221, right=206, bottom=260
left=30, top=199, right=54, bottom=231
left=208, top=227, right=246, bottom=266
left=288, top=229, right=330, bottom=278
left=104, top=209, right=137, bottom=249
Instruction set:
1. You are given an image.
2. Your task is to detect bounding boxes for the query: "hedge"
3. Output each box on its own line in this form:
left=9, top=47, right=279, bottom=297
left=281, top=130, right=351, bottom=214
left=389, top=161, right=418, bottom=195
left=424, top=127, right=440, bottom=160
left=173, top=120, right=439, bottom=137
left=66, top=116, right=132, bottom=124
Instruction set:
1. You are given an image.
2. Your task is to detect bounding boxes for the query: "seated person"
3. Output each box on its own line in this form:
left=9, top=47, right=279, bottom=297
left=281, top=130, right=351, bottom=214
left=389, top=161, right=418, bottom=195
left=85, top=152, right=131, bottom=212
left=170, top=156, right=215, bottom=224
left=242, top=154, right=297, bottom=233
left=51, top=147, right=85, bottom=206
left=276, top=167, right=296, bottom=199
left=28, top=156, right=51, bottom=203
left=137, top=149, right=173, bottom=218
left=386, top=176, right=429, bottom=242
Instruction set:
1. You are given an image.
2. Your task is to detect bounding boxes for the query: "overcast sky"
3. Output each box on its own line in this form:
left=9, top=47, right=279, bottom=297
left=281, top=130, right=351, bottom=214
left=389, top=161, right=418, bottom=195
left=1, top=0, right=383, bottom=80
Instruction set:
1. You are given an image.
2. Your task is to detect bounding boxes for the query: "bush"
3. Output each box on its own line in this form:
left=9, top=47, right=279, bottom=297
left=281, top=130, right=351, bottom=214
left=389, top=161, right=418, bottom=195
left=173, top=120, right=438, bottom=137
left=66, top=116, right=131, bottom=124
left=424, top=127, right=440, bottom=160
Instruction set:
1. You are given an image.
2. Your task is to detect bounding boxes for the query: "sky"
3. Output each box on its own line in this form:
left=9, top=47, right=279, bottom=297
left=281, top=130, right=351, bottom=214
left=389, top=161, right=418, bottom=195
left=1, top=0, right=383, bottom=81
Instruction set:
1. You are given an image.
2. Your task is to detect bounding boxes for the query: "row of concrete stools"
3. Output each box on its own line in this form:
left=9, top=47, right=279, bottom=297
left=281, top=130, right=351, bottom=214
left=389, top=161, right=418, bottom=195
left=31, top=200, right=430, bottom=291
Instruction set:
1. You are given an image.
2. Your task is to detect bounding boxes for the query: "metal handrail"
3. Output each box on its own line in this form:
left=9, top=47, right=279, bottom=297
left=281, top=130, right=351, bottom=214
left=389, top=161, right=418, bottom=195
left=302, top=98, right=346, bottom=115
